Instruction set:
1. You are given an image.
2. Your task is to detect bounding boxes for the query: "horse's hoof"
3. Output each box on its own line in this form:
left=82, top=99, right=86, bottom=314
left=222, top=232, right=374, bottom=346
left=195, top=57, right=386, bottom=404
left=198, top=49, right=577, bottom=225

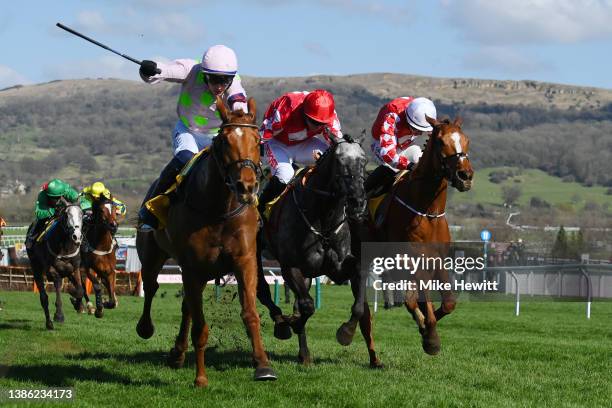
left=194, top=376, right=208, bottom=388
left=53, top=313, right=64, bottom=323
left=46, top=321, right=54, bottom=330
left=167, top=348, right=186, bottom=369
left=95, top=308, right=104, bottom=319
left=103, top=301, right=117, bottom=309
left=86, top=302, right=95, bottom=315
left=422, top=333, right=441, bottom=355
left=336, top=322, right=355, bottom=346
left=297, top=354, right=312, bottom=366
left=274, top=321, right=292, bottom=340
left=70, top=297, right=81, bottom=312
left=136, top=317, right=155, bottom=339
left=370, top=360, right=385, bottom=369
left=254, top=367, right=277, bottom=381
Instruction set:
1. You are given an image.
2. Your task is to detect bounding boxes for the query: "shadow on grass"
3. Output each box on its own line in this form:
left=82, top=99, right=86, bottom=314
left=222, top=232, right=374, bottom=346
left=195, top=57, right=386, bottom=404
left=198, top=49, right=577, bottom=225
left=0, top=364, right=168, bottom=387
left=68, top=347, right=338, bottom=371
left=0, top=319, right=33, bottom=330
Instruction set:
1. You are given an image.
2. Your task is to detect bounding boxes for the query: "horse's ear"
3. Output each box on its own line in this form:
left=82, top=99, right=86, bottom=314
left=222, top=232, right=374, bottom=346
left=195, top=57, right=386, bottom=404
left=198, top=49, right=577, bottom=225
left=425, top=115, right=439, bottom=128
left=216, top=96, right=230, bottom=123
left=453, top=116, right=463, bottom=127
left=247, top=97, right=256, bottom=121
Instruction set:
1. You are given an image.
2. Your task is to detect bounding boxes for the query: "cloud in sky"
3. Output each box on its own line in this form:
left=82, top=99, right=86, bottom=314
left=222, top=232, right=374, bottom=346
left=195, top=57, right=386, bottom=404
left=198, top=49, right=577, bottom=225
left=43, top=55, right=139, bottom=81
left=0, top=65, right=31, bottom=89
left=461, top=46, right=552, bottom=76
left=304, top=42, right=331, bottom=58
left=442, top=0, right=612, bottom=45
left=72, top=8, right=204, bottom=45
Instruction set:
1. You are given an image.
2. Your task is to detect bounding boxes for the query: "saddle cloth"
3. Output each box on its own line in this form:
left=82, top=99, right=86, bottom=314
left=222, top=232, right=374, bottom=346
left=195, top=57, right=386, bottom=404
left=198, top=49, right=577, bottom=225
left=367, top=169, right=408, bottom=225
left=144, top=147, right=210, bottom=229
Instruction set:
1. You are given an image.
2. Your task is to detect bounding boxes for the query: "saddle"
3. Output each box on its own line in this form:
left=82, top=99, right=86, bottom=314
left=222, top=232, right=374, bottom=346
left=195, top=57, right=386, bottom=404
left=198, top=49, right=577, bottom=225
left=367, top=170, right=408, bottom=227
left=144, top=147, right=210, bottom=229
left=263, top=167, right=316, bottom=230
left=35, top=218, right=60, bottom=243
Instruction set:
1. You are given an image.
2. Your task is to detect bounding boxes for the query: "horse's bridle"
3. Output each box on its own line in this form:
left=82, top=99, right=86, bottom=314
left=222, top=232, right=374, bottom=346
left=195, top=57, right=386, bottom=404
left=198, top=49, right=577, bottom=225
left=290, top=138, right=366, bottom=246
left=209, top=122, right=262, bottom=218
left=392, top=128, right=468, bottom=219
left=47, top=203, right=82, bottom=259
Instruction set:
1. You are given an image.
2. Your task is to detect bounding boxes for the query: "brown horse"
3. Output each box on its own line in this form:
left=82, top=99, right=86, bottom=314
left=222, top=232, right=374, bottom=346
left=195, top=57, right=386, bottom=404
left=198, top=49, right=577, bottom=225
left=367, top=116, right=473, bottom=355
left=136, top=97, right=276, bottom=387
left=81, top=197, right=119, bottom=318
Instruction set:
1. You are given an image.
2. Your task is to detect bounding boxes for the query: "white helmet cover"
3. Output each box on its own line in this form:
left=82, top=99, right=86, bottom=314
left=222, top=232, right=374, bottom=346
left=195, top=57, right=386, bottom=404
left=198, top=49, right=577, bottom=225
left=201, top=45, right=238, bottom=75
left=405, top=97, right=437, bottom=132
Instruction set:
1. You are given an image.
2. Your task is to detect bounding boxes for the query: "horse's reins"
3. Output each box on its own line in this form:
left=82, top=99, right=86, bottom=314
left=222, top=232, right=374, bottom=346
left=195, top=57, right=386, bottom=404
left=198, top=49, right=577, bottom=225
left=83, top=201, right=118, bottom=256
left=290, top=139, right=354, bottom=246
left=391, top=128, right=468, bottom=219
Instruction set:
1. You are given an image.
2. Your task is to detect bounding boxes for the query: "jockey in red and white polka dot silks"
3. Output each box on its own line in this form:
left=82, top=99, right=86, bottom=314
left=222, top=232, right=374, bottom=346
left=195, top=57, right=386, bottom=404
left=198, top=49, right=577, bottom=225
left=365, top=97, right=437, bottom=197
left=371, top=97, right=436, bottom=171
left=257, top=90, right=343, bottom=213
left=137, top=45, right=248, bottom=231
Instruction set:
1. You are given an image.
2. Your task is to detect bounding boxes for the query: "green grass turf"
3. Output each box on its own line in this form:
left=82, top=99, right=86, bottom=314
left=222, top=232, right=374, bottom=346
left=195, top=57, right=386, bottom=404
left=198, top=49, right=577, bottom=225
left=0, top=285, right=610, bottom=407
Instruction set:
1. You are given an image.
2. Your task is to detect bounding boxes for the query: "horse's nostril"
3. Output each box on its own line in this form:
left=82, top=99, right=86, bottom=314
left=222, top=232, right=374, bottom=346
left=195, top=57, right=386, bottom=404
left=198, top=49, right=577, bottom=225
left=457, top=171, right=470, bottom=181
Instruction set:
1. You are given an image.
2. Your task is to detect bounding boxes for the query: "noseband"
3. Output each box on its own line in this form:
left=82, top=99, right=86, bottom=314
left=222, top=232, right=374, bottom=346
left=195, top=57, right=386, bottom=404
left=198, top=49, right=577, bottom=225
left=212, top=122, right=263, bottom=194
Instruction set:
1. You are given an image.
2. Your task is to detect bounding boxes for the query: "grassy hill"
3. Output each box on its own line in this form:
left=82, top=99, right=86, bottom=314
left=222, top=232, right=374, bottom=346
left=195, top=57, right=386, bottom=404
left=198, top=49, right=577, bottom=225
left=449, top=167, right=612, bottom=207
left=1, top=74, right=611, bottom=222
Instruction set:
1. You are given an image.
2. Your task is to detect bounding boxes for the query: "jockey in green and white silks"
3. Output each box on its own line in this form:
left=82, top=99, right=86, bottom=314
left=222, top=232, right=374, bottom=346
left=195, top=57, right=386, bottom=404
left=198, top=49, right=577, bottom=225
left=137, top=45, right=248, bottom=230
left=26, top=179, right=80, bottom=248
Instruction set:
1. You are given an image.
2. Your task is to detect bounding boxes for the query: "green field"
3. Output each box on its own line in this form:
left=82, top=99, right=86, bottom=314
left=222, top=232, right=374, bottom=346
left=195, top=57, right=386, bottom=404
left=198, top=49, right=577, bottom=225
left=0, top=286, right=610, bottom=407
left=449, top=167, right=611, bottom=208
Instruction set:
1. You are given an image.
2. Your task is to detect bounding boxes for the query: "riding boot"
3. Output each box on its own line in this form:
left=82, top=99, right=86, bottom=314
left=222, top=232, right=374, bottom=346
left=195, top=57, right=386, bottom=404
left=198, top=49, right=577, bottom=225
left=257, top=176, right=287, bottom=215
left=138, top=156, right=186, bottom=231
left=365, top=165, right=397, bottom=199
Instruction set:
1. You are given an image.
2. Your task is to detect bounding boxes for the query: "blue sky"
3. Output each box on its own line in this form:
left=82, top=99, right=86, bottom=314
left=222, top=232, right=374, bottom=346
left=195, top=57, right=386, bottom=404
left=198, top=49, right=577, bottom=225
left=1, top=0, right=612, bottom=89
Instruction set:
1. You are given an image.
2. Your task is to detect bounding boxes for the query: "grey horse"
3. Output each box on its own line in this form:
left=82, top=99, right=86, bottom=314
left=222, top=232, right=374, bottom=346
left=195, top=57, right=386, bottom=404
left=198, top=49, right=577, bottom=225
left=256, top=134, right=383, bottom=368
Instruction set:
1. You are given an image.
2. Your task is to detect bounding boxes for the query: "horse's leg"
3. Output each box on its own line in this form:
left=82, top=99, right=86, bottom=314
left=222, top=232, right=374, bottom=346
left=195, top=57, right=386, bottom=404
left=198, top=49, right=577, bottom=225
left=336, top=256, right=364, bottom=346
left=136, top=235, right=166, bottom=339
left=283, top=267, right=315, bottom=365
left=53, top=275, right=64, bottom=323
left=235, top=256, right=277, bottom=380
left=434, top=267, right=456, bottom=321
left=88, top=268, right=105, bottom=318
left=344, top=257, right=383, bottom=368
left=79, top=267, right=94, bottom=314
left=182, top=273, right=209, bottom=387
left=255, top=231, right=291, bottom=340
left=102, top=268, right=118, bottom=309
left=168, top=292, right=191, bottom=369
left=33, top=265, right=53, bottom=330
left=417, top=290, right=441, bottom=356
left=66, top=265, right=85, bottom=314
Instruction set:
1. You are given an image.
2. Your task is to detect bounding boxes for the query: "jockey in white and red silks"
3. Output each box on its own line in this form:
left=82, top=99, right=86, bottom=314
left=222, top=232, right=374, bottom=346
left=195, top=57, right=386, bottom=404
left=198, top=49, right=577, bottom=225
left=257, top=90, right=343, bottom=212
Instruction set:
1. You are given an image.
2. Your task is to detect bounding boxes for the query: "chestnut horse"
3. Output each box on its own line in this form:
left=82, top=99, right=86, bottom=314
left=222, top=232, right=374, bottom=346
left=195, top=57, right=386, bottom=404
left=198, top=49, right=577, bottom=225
left=367, top=116, right=473, bottom=355
left=81, top=197, right=119, bottom=318
left=136, top=97, right=276, bottom=387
